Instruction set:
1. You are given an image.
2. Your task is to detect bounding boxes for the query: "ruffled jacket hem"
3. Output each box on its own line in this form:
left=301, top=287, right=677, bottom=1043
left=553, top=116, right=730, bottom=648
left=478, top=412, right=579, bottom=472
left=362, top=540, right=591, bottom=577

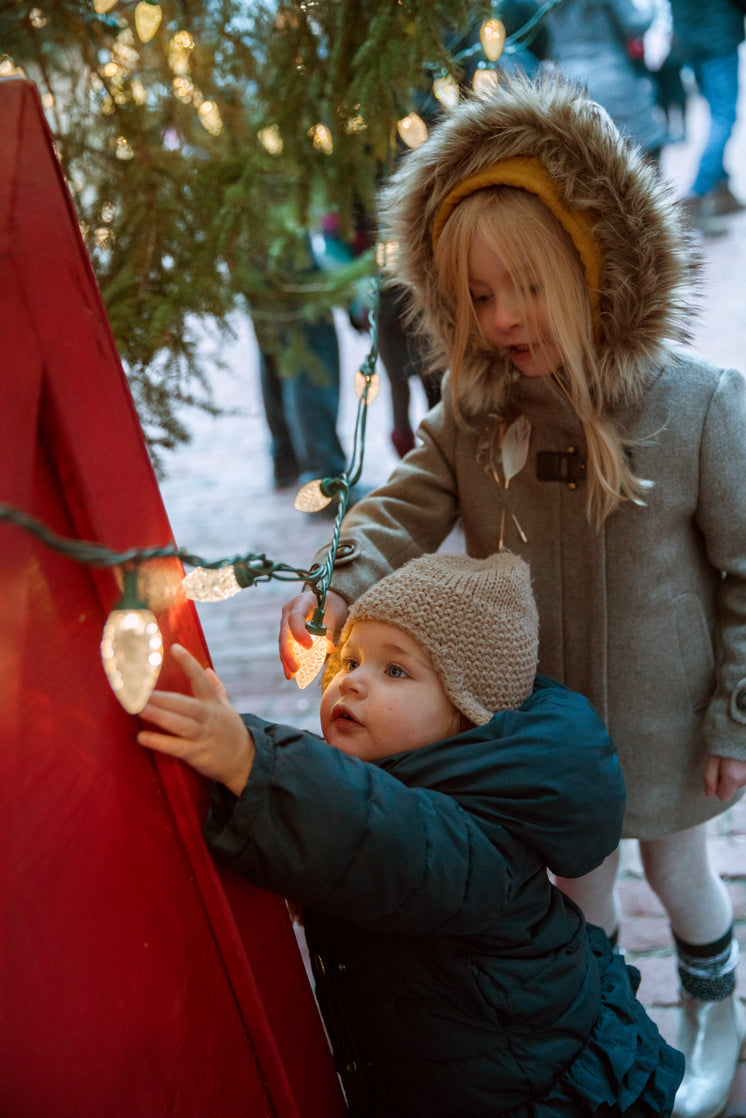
left=513, top=927, right=683, bottom=1118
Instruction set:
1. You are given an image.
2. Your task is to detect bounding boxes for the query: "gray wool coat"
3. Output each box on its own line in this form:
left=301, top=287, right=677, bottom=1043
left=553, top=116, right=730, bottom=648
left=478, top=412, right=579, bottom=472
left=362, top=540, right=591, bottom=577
left=323, top=356, right=746, bottom=839
left=318, top=76, right=746, bottom=839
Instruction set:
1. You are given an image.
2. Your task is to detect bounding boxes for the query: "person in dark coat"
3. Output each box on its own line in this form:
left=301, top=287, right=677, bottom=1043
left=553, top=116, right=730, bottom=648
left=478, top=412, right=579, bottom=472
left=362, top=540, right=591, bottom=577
left=138, top=551, right=683, bottom=1117
left=668, top=0, right=745, bottom=233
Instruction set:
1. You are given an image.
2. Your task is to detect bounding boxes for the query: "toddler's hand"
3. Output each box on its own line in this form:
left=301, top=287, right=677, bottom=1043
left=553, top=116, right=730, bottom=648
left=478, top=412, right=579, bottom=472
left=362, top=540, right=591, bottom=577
left=137, top=644, right=254, bottom=797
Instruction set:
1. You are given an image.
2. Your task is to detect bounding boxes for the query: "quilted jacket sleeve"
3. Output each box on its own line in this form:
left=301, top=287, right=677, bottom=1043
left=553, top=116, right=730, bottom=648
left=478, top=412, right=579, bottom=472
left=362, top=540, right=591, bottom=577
left=204, top=716, right=519, bottom=935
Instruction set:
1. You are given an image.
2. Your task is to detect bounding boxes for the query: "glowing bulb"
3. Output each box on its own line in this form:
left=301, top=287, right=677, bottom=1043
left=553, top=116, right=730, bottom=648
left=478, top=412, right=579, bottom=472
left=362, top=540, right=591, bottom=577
left=433, top=75, right=459, bottom=109
left=101, top=569, right=163, bottom=713
left=101, top=609, right=163, bottom=714
left=182, top=566, right=242, bottom=602
left=258, top=124, right=283, bottom=154
left=94, top=0, right=118, bottom=12
left=173, top=76, right=194, bottom=101
left=479, top=18, right=506, bottom=62
left=294, top=479, right=333, bottom=513
left=310, top=123, right=334, bottom=154
left=169, top=31, right=194, bottom=75
left=396, top=112, right=428, bottom=149
left=473, top=68, right=499, bottom=94
left=198, top=100, right=223, bottom=135
left=115, top=136, right=134, bottom=160
left=292, top=633, right=327, bottom=689
left=134, top=2, right=162, bottom=42
left=354, top=369, right=380, bottom=404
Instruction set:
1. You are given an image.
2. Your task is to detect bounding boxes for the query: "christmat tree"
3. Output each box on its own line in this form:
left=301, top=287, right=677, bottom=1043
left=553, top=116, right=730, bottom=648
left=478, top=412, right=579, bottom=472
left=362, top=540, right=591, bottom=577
left=1, top=0, right=551, bottom=462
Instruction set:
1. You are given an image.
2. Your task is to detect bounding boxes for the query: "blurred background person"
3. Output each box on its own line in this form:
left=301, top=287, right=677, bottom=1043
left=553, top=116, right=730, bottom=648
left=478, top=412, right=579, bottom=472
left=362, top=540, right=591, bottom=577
left=668, top=0, right=745, bottom=235
left=543, top=0, right=670, bottom=167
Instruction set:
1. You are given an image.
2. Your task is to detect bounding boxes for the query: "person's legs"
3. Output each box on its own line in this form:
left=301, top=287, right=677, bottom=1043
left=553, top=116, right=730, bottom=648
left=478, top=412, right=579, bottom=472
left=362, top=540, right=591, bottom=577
left=640, top=824, right=743, bottom=1118
left=554, top=847, right=622, bottom=938
left=377, top=285, right=417, bottom=456
left=282, top=316, right=347, bottom=482
left=259, top=350, right=299, bottom=488
left=690, top=51, right=740, bottom=198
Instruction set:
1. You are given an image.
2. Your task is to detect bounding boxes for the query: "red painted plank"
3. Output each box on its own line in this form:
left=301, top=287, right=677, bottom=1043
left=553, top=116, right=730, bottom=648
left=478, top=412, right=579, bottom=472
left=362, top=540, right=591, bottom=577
left=0, top=78, right=345, bottom=1118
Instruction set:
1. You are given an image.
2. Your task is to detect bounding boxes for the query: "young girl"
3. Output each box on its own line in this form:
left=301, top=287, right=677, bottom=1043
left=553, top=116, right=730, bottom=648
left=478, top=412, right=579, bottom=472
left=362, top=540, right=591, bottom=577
left=139, top=551, right=683, bottom=1117
left=279, top=74, right=746, bottom=1118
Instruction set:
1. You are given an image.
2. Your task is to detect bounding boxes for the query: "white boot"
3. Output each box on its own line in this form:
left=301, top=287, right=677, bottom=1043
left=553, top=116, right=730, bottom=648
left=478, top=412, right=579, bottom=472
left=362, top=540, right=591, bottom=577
left=672, top=992, right=745, bottom=1118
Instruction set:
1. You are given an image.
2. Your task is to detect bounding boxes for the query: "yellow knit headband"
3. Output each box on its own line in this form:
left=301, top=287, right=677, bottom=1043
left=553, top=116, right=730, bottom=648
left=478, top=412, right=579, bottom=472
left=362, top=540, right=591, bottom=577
left=431, top=156, right=602, bottom=329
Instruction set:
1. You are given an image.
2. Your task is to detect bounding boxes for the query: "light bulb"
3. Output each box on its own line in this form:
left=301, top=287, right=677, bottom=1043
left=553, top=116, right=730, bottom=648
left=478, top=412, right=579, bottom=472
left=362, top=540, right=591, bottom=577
left=182, top=565, right=242, bottom=602
left=198, top=100, right=223, bottom=135
left=473, top=68, right=499, bottom=94
left=93, top=0, right=118, bottom=11
left=354, top=369, right=380, bottom=404
left=294, top=479, right=333, bottom=513
left=134, top=1, right=162, bottom=42
left=258, top=125, right=283, bottom=155
left=292, top=634, right=328, bottom=689
left=433, top=75, right=459, bottom=109
left=479, top=18, right=506, bottom=62
left=101, top=608, right=163, bottom=713
left=396, top=113, right=428, bottom=150
left=310, top=123, right=333, bottom=154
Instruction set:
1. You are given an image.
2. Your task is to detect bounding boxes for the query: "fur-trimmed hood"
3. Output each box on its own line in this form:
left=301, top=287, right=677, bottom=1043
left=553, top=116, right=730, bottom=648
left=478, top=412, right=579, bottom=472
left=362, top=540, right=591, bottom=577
left=378, top=72, right=698, bottom=406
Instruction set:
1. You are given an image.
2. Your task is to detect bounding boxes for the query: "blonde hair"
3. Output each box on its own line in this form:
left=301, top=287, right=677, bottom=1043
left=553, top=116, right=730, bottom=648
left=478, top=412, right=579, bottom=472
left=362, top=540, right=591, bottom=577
left=434, top=187, right=652, bottom=527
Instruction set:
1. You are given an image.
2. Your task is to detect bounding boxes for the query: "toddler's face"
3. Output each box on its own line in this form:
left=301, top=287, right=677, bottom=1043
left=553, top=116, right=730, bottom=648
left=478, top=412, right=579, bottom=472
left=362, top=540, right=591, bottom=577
left=468, top=231, right=561, bottom=378
left=320, top=620, right=461, bottom=762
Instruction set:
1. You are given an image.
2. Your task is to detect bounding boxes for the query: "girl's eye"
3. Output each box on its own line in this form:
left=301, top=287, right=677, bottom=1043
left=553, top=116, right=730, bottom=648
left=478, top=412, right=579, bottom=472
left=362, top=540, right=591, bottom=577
left=470, top=291, right=489, bottom=305
left=387, top=663, right=408, bottom=679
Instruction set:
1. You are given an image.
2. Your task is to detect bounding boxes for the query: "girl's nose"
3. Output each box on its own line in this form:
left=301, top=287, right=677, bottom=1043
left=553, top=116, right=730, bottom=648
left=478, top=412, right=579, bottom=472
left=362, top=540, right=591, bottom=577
left=492, top=292, right=523, bottom=332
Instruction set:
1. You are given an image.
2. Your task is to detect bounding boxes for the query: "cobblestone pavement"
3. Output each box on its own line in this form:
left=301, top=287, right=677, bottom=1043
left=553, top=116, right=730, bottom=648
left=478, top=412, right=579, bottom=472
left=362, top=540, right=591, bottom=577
left=157, top=66, right=746, bottom=1108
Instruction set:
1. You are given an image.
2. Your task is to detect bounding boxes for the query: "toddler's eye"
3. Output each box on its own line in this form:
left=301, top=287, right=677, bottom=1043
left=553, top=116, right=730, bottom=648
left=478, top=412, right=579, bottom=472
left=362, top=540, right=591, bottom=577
left=342, top=656, right=359, bottom=672
left=387, top=663, right=408, bottom=679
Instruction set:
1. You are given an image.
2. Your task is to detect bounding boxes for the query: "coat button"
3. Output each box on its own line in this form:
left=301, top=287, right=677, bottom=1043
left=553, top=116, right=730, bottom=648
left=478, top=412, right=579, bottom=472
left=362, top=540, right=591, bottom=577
left=336, top=962, right=347, bottom=972
left=730, top=679, right=746, bottom=722
left=313, top=953, right=326, bottom=977
left=345, top=1061, right=358, bottom=1074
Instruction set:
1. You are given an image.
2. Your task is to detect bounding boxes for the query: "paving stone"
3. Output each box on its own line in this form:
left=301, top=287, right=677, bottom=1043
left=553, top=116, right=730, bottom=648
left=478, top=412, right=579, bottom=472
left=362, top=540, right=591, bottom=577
left=620, top=915, right=672, bottom=954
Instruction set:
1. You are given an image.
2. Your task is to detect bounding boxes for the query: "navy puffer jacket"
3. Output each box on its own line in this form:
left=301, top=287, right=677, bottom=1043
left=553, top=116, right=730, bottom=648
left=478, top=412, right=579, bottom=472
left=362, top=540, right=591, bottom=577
left=205, top=676, right=682, bottom=1117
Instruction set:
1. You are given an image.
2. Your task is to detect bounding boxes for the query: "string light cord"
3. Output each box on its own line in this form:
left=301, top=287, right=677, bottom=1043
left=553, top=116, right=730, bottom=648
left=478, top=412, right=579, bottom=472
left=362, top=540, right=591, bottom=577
left=0, top=501, right=325, bottom=588
left=1, top=278, right=382, bottom=706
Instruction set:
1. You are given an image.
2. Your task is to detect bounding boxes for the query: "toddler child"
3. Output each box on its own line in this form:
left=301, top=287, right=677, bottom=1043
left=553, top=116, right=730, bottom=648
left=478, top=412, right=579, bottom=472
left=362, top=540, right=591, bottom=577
left=139, top=551, right=683, bottom=1117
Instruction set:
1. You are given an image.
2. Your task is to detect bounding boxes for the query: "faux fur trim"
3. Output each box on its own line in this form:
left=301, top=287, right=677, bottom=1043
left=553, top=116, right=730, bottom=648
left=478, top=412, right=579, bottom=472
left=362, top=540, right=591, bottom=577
left=378, top=72, right=700, bottom=408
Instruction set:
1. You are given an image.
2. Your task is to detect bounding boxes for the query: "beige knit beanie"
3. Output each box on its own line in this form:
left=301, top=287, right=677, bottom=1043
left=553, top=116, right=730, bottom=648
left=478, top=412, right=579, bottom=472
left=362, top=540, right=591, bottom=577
left=340, top=551, right=539, bottom=726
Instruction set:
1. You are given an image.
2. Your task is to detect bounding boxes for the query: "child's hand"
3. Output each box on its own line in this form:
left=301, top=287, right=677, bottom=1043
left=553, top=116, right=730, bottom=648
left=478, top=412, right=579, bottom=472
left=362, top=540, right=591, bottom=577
left=704, top=754, right=746, bottom=801
left=137, top=644, right=254, bottom=797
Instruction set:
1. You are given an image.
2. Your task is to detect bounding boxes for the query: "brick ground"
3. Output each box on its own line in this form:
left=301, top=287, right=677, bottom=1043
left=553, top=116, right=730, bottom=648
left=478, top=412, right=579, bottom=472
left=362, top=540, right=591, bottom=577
left=157, top=57, right=746, bottom=1113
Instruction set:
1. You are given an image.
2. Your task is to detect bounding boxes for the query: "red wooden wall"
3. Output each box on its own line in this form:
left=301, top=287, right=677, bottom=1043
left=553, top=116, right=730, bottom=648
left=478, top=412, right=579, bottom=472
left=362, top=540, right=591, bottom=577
left=0, top=77, right=346, bottom=1118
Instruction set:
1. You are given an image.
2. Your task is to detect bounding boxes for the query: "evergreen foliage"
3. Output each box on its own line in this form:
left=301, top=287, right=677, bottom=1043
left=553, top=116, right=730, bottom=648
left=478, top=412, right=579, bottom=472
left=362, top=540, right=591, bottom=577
left=1, top=0, right=537, bottom=464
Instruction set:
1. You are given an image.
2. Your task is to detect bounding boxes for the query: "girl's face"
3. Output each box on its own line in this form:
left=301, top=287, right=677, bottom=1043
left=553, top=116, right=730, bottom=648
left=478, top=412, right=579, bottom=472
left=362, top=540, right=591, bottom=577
left=320, top=620, right=462, bottom=762
left=467, top=231, right=561, bottom=378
